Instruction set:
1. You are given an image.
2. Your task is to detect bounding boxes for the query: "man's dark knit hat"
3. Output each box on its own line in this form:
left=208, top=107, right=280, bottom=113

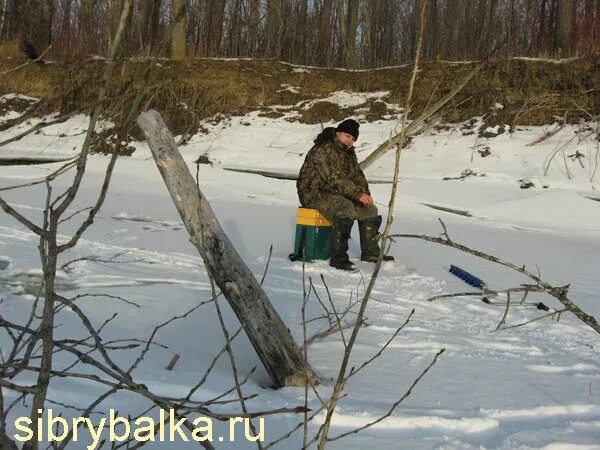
left=335, top=119, right=359, bottom=141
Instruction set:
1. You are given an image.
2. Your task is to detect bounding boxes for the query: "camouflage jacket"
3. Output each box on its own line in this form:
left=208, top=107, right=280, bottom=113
left=297, top=127, right=370, bottom=206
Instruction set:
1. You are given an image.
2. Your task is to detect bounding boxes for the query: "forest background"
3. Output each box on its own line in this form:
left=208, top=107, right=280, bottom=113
left=1, top=0, right=598, bottom=67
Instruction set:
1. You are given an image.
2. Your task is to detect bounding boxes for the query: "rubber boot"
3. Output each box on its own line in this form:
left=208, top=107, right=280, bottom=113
left=329, top=217, right=356, bottom=271
left=359, top=215, right=395, bottom=262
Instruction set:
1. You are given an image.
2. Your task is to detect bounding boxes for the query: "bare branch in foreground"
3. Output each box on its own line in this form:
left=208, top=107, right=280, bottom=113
left=391, top=221, right=600, bottom=335
left=328, top=348, right=446, bottom=442
left=494, top=308, right=569, bottom=332
left=348, top=309, right=415, bottom=379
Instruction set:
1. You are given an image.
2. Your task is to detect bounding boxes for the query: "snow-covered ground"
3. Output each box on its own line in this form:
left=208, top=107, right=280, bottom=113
left=1, top=92, right=600, bottom=449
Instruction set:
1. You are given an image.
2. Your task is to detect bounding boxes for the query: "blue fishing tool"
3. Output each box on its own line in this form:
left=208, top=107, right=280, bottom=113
left=449, top=265, right=485, bottom=289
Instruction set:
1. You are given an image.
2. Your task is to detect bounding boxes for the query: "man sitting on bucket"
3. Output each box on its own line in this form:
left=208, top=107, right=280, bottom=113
left=297, top=118, right=394, bottom=271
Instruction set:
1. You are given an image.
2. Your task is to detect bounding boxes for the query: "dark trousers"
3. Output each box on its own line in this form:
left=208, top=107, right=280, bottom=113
left=305, top=194, right=378, bottom=222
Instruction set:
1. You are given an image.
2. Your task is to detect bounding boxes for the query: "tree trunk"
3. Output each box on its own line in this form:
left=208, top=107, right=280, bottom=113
left=427, top=0, right=438, bottom=60
left=136, top=111, right=314, bottom=389
left=461, top=0, right=474, bottom=58
left=266, top=0, right=282, bottom=57
left=508, top=0, right=516, bottom=55
left=12, top=0, right=53, bottom=50
left=475, top=0, right=487, bottom=57
left=107, top=0, right=121, bottom=52
left=539, top=0, right=548, bottom=53
left=140, top=0, right=161, bottom=53
left=59, top=0, right=73, bottom=55
left=555, top=0, right=574, bottom=55
left=362, top=0, right=373, bottom=66
left=344, top=0, right=359, bottom=67
left=79, top=0, right=94, bottom=54
left=596, top=0, right=600, bottom=50
left=412, top=0, right=422, bottom=59
left=442, top=0, right=457, bottom=59
left=1, top=432, right=19, bottom=450
left=171, top=0, right=186, bottom=59
left=278, top=0, right=294, bottom=61
left=108, top=0, right=133, bottom=56
left=0, top=0, right=7, bottom=39
left=227, top=0, right=242, bottom=56
left=248, top=0, right=260, bottom=56
left=583, top=0, right=594, bottom=52
left=207, top=0, right=226, bottom=56
left=336, top=0, right=346, bottom=65
left=524, top=0, right=535, bottom=53
left=364, top=0, right=380, bottom=67
left=40, top=0, right=54, bottom=49
left=295, top=0, right=308, bottom=63
left=382, top=0, right=395, bottom=64
left=317, top=0, right=335, bottom=66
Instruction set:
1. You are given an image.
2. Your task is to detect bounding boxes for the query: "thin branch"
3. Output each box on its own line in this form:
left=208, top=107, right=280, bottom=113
left=208, top=271, right=265, bottom=449
left=0, top=379, right=37, bottom=394
left=0, top=112, right=77, bottom=148
left=301, top=256, right=310, bottom=449
left=319, top=274, right=347, bottom=348
left=328, top=348, right=446, bottom=442
left=0, top=159, right=78, bottom=193
left=427, top=291, right=483, bottom=301
left=57, top=207, right=93, bottom=225
left=494, top=308, right=569, bottom=332
left=263, top=403, right=329, bottom=450
left=0, top=196, right=45, bottom=236
left=496, top=292, right=511, bottom=330
left=348, top=309, right=415, bottom=379
left=57, top=153, right=118, bottom=252
left=392, top=226, right=600, bottom=335
left=526, top=119, right=565, bottom=146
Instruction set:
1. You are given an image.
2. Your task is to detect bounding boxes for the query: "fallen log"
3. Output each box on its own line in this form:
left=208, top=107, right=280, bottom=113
left=137, top=110, right=314, bottom=388
left=359, top=62, right=484, bottom=170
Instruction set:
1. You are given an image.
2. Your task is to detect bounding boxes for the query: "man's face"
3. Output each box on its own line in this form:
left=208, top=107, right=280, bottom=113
left=336, top=131, right=356, bottom=148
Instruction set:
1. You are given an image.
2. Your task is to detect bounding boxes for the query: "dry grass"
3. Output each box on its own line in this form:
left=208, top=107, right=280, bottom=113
left=0, top=55, right=598, bottom=137
left=0, top=40, right=20, bottom=58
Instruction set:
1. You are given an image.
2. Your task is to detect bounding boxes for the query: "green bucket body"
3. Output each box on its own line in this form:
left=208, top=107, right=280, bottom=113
left=294, top=224, right=331, bottom=261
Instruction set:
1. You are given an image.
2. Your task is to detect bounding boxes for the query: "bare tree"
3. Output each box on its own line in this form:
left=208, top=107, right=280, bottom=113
left=556, top=0, right=574, bottom=54
left=266, top=0, right=282, bottom=57
left=316, top=0, right=335, bottom=65
left=171, top=0, right=186, bottom=59
left=442, top=0, right=459, bottom=58
left=247, top=0, right=260, bottom=56
left=207, top=0, right=226, bottom=56
left=78, top=0, right=95, bottom=55
left=596, top=0, right=600, bottom=50
left=40, top=0, right=54, bottom=49
left=108, top=0, right=129, bottom=53
left=342, top=0, right=359, bottom=67
left=295, top=0, right=309, bottom=63
left=226, top=0, right=243, bottom=56
left=426, top=0, right=438, bottom=60
left=139, top=0, right=162, bottom=54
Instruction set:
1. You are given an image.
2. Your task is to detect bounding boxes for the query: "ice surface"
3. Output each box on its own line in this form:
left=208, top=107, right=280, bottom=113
left=1, top=106, right=599, bottom=449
